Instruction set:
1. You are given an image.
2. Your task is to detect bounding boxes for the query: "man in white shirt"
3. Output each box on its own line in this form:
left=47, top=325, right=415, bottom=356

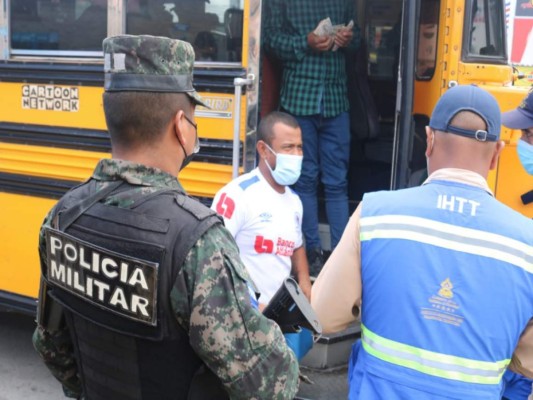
left=211, top=111, right=312, bottom=308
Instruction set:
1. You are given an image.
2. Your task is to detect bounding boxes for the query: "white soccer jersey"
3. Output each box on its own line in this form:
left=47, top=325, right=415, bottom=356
left=211, top=168, right=303, bottom=303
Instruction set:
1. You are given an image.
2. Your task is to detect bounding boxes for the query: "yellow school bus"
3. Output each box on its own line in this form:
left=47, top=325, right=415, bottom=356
left=0, top=0, right=531, bottom=313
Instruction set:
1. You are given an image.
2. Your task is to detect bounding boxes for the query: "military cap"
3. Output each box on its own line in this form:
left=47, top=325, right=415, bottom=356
left=103, top=35, right=208, bottom=108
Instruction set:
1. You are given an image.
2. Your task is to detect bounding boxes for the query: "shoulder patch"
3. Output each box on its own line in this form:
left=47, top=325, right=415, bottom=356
left=239, top=175, right=260, bottom=191
left=175, top=193, right=218, bottom=221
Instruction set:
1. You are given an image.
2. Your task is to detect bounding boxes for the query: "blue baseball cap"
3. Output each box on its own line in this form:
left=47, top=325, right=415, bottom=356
left=429, top=85, right=501, bottom=142
left=501, top=88, right=533, bottom=130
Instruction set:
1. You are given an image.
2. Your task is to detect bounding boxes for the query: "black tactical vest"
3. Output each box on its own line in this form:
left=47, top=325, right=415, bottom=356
left=44, top=179, right=221, bottom=400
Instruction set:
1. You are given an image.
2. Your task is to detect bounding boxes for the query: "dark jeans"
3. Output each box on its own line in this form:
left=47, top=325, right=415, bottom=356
left=293, top=112, right=350, bottom=250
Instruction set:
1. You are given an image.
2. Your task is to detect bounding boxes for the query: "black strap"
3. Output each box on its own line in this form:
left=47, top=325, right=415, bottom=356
left=521, top=189, right=533, bottom=206
left=58, top=180, right=124, bottom=231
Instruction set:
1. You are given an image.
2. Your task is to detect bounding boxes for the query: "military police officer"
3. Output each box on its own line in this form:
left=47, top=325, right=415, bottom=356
left=32, top=35, right=299, bottom=400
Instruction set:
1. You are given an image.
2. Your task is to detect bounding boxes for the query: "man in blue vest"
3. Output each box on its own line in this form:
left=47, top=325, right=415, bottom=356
left=311, top=84, right=533, bottom=399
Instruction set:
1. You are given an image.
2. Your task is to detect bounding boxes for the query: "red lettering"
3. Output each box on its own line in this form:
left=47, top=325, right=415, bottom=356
left=275, top=237, right=295, bottom=257
left=215, top=193, right=235, bottom=219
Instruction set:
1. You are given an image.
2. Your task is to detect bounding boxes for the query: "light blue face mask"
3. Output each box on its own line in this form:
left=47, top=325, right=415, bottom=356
left=265, top=144, right=303, bottom=186
left=517, top=139, right=533, bottom=175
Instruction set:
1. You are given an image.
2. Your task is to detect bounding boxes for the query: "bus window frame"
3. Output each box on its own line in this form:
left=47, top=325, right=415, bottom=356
left=0, top=0, right=9, bottom=60
left=461, top=0, right=508, bottom=65
left=10, top=50, right=103, bottom=58
left=1, top=0, right=245, bottom=68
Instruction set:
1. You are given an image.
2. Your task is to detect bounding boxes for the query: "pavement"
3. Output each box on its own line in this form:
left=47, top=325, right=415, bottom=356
left=0, top=310, right=64, bottom=400
left=297, top=366, right=348, bottom=399
left=0, top=309, right=352, bottom=400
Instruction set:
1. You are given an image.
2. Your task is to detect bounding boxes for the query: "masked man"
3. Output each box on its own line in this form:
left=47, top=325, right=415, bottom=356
left=212, top=112, right=312, bottom=310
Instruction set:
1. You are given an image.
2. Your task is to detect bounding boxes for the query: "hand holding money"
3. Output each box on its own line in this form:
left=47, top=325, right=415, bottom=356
left=307, top=32, right=334, bottom=52
left=310, top=18, right=354, bottom=52
left=333, top=21, right=354, bottom=50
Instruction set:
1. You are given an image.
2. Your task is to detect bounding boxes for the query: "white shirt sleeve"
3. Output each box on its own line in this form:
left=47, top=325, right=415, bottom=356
left=295, top=197, right=304, bottom=249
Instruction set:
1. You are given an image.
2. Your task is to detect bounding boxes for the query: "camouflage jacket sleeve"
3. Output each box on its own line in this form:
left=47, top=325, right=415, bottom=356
left=170, top=224, right=300, bottom=399
left=33, top=209, right=83, bottom=399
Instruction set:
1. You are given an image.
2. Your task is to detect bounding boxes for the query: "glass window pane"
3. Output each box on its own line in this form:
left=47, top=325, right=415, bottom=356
left=125, top=0, right=244, bottom=63
left=366, top=1, right=402, bottom=80
left=467, top=0, right=505, bottom=58
left=10, top=0, right=108, bottom=52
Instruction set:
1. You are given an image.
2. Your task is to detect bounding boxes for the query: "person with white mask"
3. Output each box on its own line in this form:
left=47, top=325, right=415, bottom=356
left=211, top=111, right=312, bottom=310
left=502, top=88, right=533, bottom=175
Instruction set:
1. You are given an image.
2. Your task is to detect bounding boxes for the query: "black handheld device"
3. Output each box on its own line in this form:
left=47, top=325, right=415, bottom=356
left=263, top=277, right=322, bottom=335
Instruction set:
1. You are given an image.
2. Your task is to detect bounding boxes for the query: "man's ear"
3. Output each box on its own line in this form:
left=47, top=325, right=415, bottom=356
left=256, top=140, right=268, bottom=159
left=489, top=140, right=505, bottom=171
left=425, top=126, right=435, bottom=157
left=173, top=110, right=187, bottom=147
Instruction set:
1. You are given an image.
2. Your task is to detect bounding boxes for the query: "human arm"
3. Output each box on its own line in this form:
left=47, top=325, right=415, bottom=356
left=334, top=28, right=354, bottom=49
left=263, top=0, right=312, bottom=61
left=336, top=0, right=360, bottom=50
left=32, top=326, right=82, bottom=398
left=307, top=33, right=335, bottom=52
left=311, top=204, right=363, bottom=334
left=291, top=246, right=312, bottom=301
left=32, top=210, right=82, bottom=398
left=509, top=319, right=533, bottom=379
left=171, top=225, right=299, bottom=399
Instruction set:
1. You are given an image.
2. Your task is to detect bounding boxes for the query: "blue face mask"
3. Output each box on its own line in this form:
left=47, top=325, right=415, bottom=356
left=517, top=139, right=533, bottom=175
left=265, top=144, right=303, bottom=186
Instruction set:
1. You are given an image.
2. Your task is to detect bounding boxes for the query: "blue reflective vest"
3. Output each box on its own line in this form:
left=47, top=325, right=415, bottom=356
left=349, top=179, right=533, bottom=400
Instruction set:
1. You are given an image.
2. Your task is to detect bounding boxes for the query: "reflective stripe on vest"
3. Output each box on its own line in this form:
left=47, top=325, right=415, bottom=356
left=360, top=215, right=533, bottom=273
left=361, top=324, right=510, bottom=384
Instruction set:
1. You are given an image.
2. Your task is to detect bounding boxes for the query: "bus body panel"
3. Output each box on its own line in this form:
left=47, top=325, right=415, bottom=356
left=0, top=193, right=55, bottom=298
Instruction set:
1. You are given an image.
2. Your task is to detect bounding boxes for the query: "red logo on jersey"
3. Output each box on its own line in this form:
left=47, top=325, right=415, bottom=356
left=254, top=235, right=274, bottom=254
left=216, top=193, right=235, bottom=219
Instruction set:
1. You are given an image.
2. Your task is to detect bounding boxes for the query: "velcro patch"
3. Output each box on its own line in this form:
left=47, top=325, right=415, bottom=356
left=45, top=228, right=158, bottom=326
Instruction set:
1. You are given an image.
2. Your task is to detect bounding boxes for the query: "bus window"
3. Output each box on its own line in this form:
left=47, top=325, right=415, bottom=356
left=125, top=0, right=244, bottom=63
left=416, top=0, right=439, bottom=80
left=11, top=0, right=108, bottom=53
left=366, top=1, right=402, bottom=81
left=464, top=0, right=506, bottom=60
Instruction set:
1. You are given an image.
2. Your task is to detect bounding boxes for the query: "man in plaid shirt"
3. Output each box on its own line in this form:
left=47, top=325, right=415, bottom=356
left=264, top=0, right=360, bottom=275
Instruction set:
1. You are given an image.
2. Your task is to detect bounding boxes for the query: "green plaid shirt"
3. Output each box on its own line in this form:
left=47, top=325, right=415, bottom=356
left=264, top=0, right=360, bottom=117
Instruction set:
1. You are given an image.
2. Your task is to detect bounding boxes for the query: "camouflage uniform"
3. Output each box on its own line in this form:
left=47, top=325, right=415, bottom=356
left=33, top=159, right=300, bottom=399
left=33, top=35, right=299, bottom=399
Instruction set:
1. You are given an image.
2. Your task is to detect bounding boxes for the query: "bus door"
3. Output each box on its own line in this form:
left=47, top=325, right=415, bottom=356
left=356, top=0, right=443, bottom=196
left=345, top=0, right=419, bottom=203
left=259, top=0, right=431, bottom=245
left=0, top=0, right=257, bottom=311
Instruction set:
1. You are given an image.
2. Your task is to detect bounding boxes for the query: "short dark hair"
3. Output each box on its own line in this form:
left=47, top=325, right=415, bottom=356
left=103, top=92, right=193, bottom=149
left=257, top=111, right=299, bottom=146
